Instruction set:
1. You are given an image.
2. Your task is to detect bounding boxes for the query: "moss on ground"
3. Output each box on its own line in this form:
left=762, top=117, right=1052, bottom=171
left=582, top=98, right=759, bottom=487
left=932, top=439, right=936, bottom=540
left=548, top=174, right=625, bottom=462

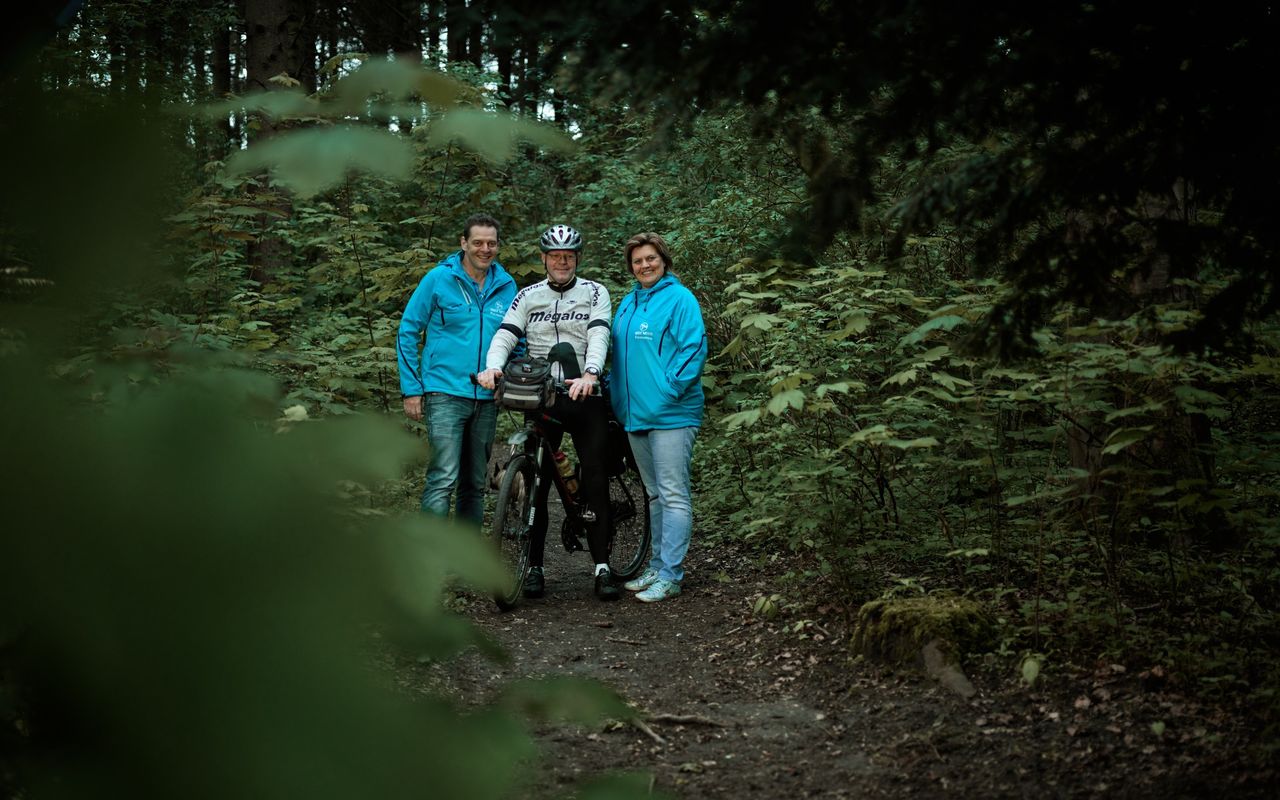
left=851, top=595, right=994, bottom=665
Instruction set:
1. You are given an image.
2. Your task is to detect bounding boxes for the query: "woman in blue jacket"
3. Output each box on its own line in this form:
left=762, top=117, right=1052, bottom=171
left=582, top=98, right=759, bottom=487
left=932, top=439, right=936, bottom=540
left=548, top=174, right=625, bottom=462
left=611, top=232, right=708, bottom=603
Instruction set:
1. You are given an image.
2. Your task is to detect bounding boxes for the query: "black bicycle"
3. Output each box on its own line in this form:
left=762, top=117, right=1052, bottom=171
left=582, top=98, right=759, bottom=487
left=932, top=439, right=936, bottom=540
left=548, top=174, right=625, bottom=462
left=485, top=378, right=651, bottom=610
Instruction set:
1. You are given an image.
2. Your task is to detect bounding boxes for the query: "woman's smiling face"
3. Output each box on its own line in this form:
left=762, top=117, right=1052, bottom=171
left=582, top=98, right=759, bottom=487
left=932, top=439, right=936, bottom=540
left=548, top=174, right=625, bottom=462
left=630, top=244, right=665, bottom=288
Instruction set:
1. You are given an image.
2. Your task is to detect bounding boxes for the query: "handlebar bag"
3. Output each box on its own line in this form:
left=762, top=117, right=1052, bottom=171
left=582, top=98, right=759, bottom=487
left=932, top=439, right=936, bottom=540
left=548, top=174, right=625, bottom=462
left=496, top=357, right=555, bottom=410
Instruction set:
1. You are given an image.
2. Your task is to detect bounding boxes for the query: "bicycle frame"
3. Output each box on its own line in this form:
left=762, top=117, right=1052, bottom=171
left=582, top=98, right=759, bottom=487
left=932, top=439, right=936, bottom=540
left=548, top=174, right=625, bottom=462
left=482, top=368, right=651, bottom=610
left=504, top=411, right=586, bottom=530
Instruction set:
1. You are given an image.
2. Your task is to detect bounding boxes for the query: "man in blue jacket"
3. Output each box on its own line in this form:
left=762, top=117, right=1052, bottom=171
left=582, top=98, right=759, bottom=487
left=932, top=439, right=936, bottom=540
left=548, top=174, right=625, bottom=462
left=397, top=214, right=517, bottom=525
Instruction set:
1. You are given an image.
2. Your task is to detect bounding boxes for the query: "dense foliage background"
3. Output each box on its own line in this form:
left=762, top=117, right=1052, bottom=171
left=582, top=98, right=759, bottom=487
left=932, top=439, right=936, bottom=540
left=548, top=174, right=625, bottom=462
left=3, top=0, right=1278, bottom=793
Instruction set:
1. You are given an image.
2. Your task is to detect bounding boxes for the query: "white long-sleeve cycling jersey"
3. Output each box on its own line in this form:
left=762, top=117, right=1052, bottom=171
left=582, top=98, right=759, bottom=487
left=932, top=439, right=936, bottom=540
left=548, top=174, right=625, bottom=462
left=485, top=276, right=612, bottom=380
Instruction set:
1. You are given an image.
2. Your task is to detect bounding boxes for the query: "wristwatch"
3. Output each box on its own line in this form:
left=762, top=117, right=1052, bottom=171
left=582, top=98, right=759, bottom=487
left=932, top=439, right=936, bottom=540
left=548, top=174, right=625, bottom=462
left=584, top=366, right=600, bottom=377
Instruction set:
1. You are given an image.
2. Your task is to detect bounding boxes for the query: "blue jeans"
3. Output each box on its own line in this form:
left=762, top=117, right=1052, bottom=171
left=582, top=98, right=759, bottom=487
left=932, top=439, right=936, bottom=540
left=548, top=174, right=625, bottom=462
left=627, top=427, right=698, bottom=583
left=422, top=393, right=497, bottom=525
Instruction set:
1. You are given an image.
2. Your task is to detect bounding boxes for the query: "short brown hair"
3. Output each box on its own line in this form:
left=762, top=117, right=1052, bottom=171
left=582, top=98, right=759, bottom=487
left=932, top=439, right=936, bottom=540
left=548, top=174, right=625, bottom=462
left=623, top=232, right=674, bottom=275
left=461, top=213, right=500, bottom=242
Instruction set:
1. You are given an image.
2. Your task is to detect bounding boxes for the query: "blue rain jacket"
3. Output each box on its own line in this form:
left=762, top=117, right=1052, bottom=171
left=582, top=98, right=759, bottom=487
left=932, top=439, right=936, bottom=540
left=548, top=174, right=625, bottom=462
left=610, top=273, right=708, bottom=431
left=397, top=252, right=517, bottom=400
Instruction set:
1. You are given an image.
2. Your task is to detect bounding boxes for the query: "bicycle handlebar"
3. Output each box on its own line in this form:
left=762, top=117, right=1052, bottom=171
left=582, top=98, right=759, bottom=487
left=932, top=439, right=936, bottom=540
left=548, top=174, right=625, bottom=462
left=468, top=372, right=602, bottom=396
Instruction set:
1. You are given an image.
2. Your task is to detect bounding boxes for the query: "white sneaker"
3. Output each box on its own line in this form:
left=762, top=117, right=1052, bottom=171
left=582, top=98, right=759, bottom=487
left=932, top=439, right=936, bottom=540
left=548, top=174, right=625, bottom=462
left=624, top=569, right=659, bottom=592
left=635, top=579, right=681, bottom=603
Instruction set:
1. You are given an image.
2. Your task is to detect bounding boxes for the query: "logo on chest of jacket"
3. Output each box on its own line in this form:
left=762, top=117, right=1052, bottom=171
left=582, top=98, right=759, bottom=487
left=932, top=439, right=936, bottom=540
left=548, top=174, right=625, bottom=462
left=528, top=310, right=589, bottom=324
left=634, top=321, right=654, bottom=341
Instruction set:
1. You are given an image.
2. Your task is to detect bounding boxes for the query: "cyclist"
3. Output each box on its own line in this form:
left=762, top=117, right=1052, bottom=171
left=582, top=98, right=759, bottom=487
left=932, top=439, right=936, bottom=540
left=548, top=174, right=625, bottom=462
left=476, top=224, right=621, bottom=601
left=397, top=213, right=517, bottom=527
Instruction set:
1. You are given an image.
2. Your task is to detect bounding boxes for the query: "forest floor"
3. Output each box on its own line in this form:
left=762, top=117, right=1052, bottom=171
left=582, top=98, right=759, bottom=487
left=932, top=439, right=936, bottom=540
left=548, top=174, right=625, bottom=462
left=387, top=519, right=1278, bottom=799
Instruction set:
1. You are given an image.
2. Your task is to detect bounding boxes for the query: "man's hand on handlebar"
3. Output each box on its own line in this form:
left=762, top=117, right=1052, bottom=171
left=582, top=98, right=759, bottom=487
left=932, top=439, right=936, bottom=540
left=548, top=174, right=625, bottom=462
left=475, top=368, right=503, bottom=391
left=566, top=372, right=598, bottom=402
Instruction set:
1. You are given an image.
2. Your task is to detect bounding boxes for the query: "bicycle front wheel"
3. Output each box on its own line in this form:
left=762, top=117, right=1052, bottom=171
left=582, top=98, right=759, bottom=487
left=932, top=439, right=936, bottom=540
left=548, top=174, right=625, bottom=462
left=607, top=464, right=651, bottom=581
left=490, top=453, right=536, bottom=610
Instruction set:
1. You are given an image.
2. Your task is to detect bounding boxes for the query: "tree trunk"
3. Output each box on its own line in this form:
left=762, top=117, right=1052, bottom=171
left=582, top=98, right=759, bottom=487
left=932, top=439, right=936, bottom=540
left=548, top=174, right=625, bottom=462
left=171, top=12, right=190, bottom=88
left=353, top=2, right=389, bottom=56
left=425, top=0, right=441, bottom=66
left=244, top=0, right=307, bottom=284
left=212, top=16, right=235, bottom=153
left=192, top=27, right=210, bottom=163
left=393, top=0, right=424, bottom=131
left=309, top=0, right=339, bottom=91
left=390, top=0, right=423, bottom=58
left=467, top=0, right=484, bottom=70
left=517, top=30, right=540, bottom=116
left=490, top=0, right=527, bottom=104
left=550, top=88, right=566, bottom=128
left=446, top=0, right=467, bottom=64
left=244, top=0, right=306, bottom=118
left=107, top=14, right=126, bottom=97
left=296, top=0, right=317, bottom=95
left=495, top=41, right=512, bottom=105
left=144, top=11, right=165, bottom=108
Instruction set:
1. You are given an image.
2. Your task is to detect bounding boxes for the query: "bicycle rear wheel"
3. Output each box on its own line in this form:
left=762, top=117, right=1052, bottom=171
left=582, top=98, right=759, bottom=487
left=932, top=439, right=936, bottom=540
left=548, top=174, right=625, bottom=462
left=607, top=463, right=651, bottom=581
left=490, top=453, right=536, bottom=610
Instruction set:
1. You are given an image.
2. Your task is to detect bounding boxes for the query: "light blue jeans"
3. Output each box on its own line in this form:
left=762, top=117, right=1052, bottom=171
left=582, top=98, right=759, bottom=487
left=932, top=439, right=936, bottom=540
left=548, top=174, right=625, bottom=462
left=422, top=393, right=497, bottom=526
left=628, top=427, right=698, bottom=583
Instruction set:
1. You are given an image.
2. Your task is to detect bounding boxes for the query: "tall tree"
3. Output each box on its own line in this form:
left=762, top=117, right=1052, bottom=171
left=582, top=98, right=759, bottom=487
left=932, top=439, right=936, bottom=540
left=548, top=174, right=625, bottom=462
left=211, top=12, right=235, bottom=151
left=445, top=0, right=467, bottom=64
left=515, top=27, right=539, bottom=115
left=489, top=0, right=534, bottom=109
left=352, top=0, right=421, bottom=59
left=295, top=0, right=317, bottom=94
left=467, top=0, right=484, bottom=69
left=244, top=0, right=307, bottom=123
left=243, top=0, right=308, bottom=282
left=425, top=0, right=441, bottom=65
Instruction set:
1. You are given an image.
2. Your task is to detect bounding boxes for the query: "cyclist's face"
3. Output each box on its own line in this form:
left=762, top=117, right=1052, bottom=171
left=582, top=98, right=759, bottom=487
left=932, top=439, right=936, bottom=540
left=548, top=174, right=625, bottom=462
left=543, top=249, right=578, bottom=284
left=460, top=225, right=499, bottom=273
left=629, top=244, right=665, bottom=289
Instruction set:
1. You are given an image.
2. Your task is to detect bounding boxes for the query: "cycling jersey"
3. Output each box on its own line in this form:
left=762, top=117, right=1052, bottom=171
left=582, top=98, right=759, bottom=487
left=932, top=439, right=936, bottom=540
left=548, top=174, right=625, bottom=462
left=485, top=276, right=611, bottom=378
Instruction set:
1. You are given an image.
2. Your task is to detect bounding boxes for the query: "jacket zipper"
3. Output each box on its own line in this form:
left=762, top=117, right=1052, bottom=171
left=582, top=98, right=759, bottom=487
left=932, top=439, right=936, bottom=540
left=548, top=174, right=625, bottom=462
left=454, top=274, right=480, bottom=399
left=621, top=294, right=639, bottom=428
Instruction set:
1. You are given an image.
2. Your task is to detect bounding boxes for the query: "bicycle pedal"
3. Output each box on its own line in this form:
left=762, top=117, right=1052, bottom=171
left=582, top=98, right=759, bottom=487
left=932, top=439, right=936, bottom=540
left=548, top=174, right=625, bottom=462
left=561, top=533, right=583, bottom=553
left=560, top=517, right=585, bottom=553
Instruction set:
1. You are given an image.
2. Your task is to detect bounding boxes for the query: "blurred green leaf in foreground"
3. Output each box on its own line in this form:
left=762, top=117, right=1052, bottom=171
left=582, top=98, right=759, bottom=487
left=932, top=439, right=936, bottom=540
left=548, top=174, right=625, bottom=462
left=0, top=352, right=533, bottom=799
left=0, top=52, right=648, bottom=799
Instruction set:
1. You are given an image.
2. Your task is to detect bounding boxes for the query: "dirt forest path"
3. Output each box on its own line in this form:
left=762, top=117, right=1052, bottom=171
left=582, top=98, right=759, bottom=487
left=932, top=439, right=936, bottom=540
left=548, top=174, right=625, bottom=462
left=393, top=522, right=1275, bottom=799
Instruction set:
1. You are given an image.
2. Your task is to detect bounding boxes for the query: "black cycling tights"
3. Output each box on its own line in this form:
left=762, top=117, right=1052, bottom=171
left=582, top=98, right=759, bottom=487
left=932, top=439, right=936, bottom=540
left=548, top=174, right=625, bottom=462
left=527, top=394, right=613, bottom=568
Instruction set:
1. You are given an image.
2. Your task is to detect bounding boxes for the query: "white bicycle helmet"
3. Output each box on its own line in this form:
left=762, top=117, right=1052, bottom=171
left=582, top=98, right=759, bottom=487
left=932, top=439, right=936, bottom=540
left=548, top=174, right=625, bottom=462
left=539, top=224, right=583, bottom=252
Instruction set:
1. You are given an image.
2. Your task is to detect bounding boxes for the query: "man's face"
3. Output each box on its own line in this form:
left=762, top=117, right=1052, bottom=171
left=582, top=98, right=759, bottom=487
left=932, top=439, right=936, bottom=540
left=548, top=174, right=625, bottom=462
left=542, top=249, right=578, bottom=284
left=460, top=225, right=499, bottom=272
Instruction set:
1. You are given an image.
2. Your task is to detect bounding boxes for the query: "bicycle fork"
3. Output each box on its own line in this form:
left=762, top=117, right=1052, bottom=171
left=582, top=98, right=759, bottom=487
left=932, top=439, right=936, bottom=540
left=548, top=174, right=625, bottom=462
left=526, top=438, right=545, bottom=528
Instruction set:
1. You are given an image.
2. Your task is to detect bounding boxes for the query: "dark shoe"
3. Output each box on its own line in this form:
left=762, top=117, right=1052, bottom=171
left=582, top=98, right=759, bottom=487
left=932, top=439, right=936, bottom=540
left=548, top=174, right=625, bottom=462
left=523, top=567, right=545, bottom=598
left=594, top=571, right=621, bottom=601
